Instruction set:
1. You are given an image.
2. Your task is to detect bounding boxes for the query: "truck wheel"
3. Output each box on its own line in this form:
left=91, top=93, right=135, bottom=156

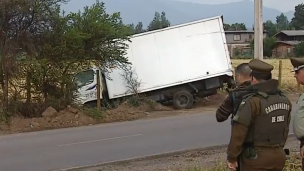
left=84, top=101, right=98, bottom=108
left=173, top=91, right=194, bottom=109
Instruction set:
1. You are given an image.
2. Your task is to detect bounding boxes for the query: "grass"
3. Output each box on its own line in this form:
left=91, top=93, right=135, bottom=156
left=186, top=154, right=302, bottom=171
left=232, top=59, right=301, bottom=92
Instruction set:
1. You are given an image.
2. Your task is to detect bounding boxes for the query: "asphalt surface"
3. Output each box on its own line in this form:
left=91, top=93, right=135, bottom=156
left=0, top=102, right=298, bottom=171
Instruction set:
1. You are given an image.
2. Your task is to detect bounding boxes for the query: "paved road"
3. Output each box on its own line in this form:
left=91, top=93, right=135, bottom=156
left=0, top=102, right=298, bottom=171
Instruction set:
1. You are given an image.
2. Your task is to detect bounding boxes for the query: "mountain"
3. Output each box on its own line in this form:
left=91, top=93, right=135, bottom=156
left=62, top=0, right=294, bottom=27
left=284, top=10, right=295, bottom=20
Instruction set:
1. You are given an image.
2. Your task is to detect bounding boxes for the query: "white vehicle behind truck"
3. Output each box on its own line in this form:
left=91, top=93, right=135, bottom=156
left=74, top=15, right=234, bottom=109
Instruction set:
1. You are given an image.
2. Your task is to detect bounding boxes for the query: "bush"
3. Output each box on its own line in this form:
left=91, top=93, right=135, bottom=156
left=81, top=107, right=104, bottom=121
left=3, top=96, right=73, bottom=118
left=295, top=42, right=304, bottom=57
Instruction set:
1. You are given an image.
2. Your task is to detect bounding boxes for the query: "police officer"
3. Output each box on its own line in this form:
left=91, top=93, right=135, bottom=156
left=216, top=63, right=251, bottom=122
left=227, top=59, right=292, bottom=171
left=290, top=57, right=304, bottom=170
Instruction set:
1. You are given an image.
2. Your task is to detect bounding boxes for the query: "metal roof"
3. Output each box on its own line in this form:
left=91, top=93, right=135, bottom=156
left=274, top=30, right=304, bottom=37
left=276, top=41, right=302, bottom=46
left=225, top=30, right=267, bottom=33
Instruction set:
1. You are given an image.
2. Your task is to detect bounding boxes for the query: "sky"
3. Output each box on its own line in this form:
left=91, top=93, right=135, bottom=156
left=178, top=0, right=302, bottom=12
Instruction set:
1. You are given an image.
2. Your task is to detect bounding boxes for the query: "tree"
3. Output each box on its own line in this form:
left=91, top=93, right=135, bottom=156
left=0, top=0, right=70, bottom=106
left=126, top=23, right=135, bottom=34
left=135, top=22, right=145, bottom=34
left=291, top=3, right=304, bottom=30
left=224, top=24, right=230, bottom=30
left=160, top=12, right=170, bottom=28
left=43, top=1, right=131, bottom=69
left=147, top=11, right=170, bottom=31
left=33, top=0, right=131, bottom=99
left=294, top=42, right=304, bottom=57
left=0, top=0, right=133, bottom=117
left=276, top=13, right=289, bottom=30
left=224, top=23, right=246, bottom=31
left=263, top=20, right=278, bottom=37
left=249, top=37, right=276, bottom=57
left=263, top=37, right=277, bottom=57
left=231, top=23, right=246, bottom=30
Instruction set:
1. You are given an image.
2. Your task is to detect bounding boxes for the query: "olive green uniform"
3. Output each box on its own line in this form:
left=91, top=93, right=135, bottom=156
left=227, top=59, right=292, bottom=171
left=216, top=81, right=251, bottom=122
left=289, top=57, right=304, bottom=171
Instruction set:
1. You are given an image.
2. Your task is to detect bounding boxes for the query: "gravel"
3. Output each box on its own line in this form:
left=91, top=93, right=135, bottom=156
left=72, top=136, right=301, bottom=171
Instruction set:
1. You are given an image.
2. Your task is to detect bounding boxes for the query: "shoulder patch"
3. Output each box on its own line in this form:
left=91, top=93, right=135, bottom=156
left=232, top=98, right=253, bottom=127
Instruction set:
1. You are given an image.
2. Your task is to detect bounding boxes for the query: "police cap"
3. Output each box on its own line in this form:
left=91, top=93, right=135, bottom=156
left=290, top=57, right=304, bottom=72
left=248, top=59, right=273, bottom=74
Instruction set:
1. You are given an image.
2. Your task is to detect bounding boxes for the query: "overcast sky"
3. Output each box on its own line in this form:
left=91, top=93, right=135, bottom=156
left=177, top=0, right=302, bottom=12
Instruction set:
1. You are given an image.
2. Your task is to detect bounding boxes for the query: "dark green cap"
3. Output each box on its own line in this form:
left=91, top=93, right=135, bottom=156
left=290, top=57, right=304, bottom=72
left=248, top=59, right=273, bottom=74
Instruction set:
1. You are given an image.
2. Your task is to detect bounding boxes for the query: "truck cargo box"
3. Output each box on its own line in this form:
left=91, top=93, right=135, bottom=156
left=105, top=15, right=232, bottom=99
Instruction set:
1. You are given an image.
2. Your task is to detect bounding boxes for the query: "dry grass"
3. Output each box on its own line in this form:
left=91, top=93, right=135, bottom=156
left=186, top=154, right=301, bottom=170
left=232, top=59, right=302, bottom=92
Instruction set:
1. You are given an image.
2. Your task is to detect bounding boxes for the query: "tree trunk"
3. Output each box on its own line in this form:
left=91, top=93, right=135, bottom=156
left=3, top=71, right=8, bottom=107
left=26, top=71, right=31, bottom=103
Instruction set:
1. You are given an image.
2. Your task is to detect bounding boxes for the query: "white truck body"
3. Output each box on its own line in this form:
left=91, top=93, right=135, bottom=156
left=75, top=15, right=233, bottom=106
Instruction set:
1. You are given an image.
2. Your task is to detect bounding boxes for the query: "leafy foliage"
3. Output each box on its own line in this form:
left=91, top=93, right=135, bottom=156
left=249, top=37, right=277, bottom=57
left=224, top=23, right=246, bottom=30
left=147, top=11, right=170, bottom=31
left=291, top=3, right=304, bottom=30
left=294, top=42, right=304, bottom=57
left=0, top=0, right=132, bottom=118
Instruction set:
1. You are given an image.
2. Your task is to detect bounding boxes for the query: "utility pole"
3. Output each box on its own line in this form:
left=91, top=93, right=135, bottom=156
left=254, top=0, right=263, bottom=60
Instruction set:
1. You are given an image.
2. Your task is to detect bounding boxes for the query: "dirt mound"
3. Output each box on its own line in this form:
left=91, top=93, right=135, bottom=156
left=0, top=107, right=96, bottom=134
left=0, top=94, right=226, bottom=135
left=104, top=101, right=173, bottom=122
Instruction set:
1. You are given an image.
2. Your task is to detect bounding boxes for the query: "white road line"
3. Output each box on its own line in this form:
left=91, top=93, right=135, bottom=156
left=58, top=134, right=143, bottom=147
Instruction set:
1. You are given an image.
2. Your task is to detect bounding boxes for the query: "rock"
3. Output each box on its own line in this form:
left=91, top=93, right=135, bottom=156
left=29, top=122, right=40, bottom=128
left=42, top=107, right=57, bottom=118
left=67, top=105, right=78, bottom=114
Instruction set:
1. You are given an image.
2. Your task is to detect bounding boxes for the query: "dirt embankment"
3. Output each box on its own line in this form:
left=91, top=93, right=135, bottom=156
left=0, top=94, right=226, bottom=135
left=0, top=92, right=299, bottom=135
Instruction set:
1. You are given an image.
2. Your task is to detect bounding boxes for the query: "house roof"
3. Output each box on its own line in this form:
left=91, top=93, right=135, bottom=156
left=225, top=30, right=267, bottom=34
left=273, top=30, right=304, bottom=37
left=275, top=41, right=302, bottom=46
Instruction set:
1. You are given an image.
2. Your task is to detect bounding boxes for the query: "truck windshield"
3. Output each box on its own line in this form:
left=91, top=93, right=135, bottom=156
left=74, top=70, right=95, bottom=87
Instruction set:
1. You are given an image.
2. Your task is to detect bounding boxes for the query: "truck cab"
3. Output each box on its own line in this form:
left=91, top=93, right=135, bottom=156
left=74, top=67, right=104, bottom=105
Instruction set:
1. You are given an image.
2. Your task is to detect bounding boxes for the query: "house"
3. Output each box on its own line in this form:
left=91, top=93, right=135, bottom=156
left=272, top=30, right=304, bottom=57
left=225, top=30, right=267, bottom=57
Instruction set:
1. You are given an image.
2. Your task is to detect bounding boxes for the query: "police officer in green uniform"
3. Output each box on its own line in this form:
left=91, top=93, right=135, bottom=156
left=227, top=59, right=292, bottom=171
left=289, top=57, right=304, bottom=171
left=216, top=63, right=252, bottom=171
left=216, top=63, right=252, bottom=122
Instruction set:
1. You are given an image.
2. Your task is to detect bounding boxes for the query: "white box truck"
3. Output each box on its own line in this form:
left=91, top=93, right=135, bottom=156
left=74, top=15, right=234, bottom=109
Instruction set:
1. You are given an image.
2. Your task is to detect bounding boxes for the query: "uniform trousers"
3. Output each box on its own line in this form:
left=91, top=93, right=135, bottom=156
left=239, top=147, right=286, bottom=171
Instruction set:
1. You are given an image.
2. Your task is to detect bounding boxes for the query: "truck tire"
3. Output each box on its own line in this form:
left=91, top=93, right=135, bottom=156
left=84, top=101, right=98, bottom=108
left=173, top=90, right=194, bottom=109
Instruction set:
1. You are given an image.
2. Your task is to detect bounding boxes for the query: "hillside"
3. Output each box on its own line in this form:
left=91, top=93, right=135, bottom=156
left=62, top=0, right=294, bottom=27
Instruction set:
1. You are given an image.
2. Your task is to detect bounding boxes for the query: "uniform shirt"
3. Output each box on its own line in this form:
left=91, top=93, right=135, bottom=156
left=227, top=80, right=291, bottom=163
left=293, top=93, right=304, bottom=143
left=216, top=81, right=251, bottom=122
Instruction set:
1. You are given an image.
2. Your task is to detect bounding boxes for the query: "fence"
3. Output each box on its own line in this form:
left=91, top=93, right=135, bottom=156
left=231, top=59, right=302, bottom=92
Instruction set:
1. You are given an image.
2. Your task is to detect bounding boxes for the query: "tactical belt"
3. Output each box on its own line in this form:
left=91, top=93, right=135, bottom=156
left=254, top=146, right=283, bottom=151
